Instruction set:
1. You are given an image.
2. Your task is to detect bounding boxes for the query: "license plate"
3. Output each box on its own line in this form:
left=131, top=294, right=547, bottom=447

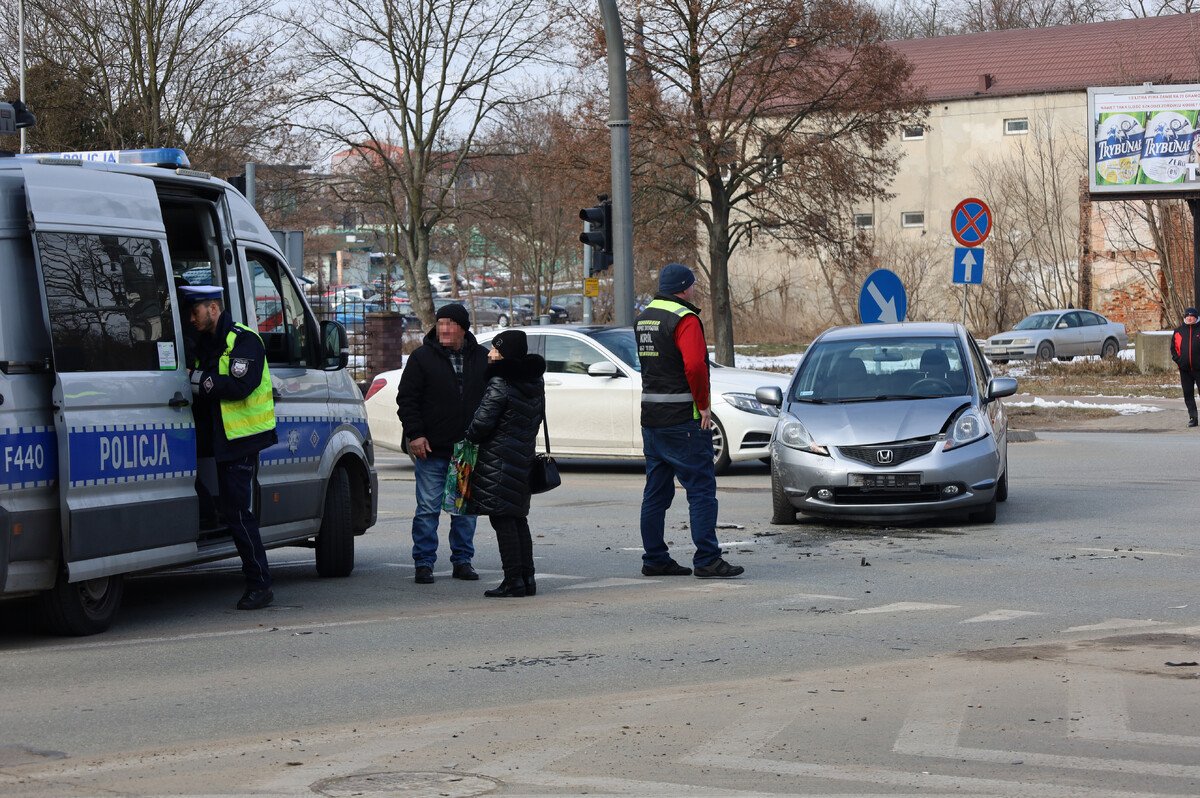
left=849, top=472, right=921, bottom=489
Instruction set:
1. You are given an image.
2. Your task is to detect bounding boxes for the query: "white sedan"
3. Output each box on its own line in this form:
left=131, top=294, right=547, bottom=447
left=364, top=325, right=790, bottom=473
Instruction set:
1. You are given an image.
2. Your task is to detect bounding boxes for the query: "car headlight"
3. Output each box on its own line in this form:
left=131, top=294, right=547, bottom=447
left=776, top=412, right=829, bottom=456
left=723, top=392, right=780, bottom=417
left=1009, top=337, right=1032, bottom=346
left=943, top=408, right=987, bottom=451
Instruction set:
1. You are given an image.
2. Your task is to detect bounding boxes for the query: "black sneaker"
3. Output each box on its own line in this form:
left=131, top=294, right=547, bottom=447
left=1189, top=417, right=1197, bottom=428
left=236, top=588, right=273, bottom=610
left=641, top=559, right=693, bottom=576
left=452, top=562, right=479, bottom=581
left=694, top=558, right=744, bottom=579
left=414, top=566, right=435, bottom=584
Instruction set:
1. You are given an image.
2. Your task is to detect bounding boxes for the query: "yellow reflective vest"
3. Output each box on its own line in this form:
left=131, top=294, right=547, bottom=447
left=217, top=324, right=276, bottom=440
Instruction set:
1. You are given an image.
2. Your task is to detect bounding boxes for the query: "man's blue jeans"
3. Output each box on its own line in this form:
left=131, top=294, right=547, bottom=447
left=640, top=421, right=721, bottom=568
left=411, top=454, right=476, bottom=568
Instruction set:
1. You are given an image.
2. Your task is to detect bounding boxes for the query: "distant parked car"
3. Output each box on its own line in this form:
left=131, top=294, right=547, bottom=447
left=982, top=309, right=1127, bottom=363
left=551, top=293, right=585, bottom=322
left=512, top=294, right=569, bottom=323
left=471, top=296, right=531, bottom=328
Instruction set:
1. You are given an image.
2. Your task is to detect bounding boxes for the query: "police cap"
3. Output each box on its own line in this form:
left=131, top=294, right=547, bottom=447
left=178, top=285, right=224, bottom=304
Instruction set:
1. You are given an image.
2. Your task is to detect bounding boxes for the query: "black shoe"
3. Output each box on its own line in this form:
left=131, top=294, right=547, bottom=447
left=236, top=588, right=273, bottom=610
left=484, top=577, right=527, bottom=598
left=414, top=566, right=435, bottom=584
left=523, top=572, right=537, bottom=596
left=1189, top=417, right=1197, bottom=428
left=694, top=558, right=744, bottom=579
left=642, top=559, right=693, bottom=576
left=452, top=562, right=479, bottom=581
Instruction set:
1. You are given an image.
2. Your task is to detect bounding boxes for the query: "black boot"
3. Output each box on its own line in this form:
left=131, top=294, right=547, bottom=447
left=1189, top=416, right=1197, bottom=428
left=484, top=575, right=527, bottom=598
left=523, top=569, right=536, bottom=597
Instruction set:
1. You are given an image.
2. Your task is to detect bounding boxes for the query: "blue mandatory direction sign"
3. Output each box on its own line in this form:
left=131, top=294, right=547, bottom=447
left=953, top=247, right=985, bottom=285
left=858, top=268, right=907, bottom=324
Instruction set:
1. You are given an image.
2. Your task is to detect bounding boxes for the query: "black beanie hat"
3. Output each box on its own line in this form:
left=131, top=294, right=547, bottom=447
left=658, top=262, right=696, bottom=295
left=491, top=329, right=528, bottom=359
left=435, top=302, right=470, bottom=331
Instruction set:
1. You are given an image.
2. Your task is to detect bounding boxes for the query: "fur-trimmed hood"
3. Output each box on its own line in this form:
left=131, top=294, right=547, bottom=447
left=484, top=354, right=546, bottom=398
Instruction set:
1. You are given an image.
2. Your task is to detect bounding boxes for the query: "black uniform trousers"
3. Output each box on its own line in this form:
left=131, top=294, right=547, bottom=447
left=217, top=454, right=271, bottom=591
left=489, top=515, right=534, bottom=578
left=1182, top=369, right=1200, bottom=421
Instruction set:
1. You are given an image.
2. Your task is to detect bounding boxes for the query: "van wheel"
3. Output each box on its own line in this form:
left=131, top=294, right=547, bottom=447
left=316, top=468, right=355, bottom=577
left=968, top=498, right=998, bottom=524
left=38, top=570, right=124, bottom=636
left=771, top=472, right=797, bottom=525
left=711, top=416, right=731, bottom=475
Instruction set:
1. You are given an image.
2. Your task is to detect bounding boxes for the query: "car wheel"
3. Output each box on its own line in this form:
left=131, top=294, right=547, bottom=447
left=1036, top=341, right=1054, bottom=362
left=711, top=415, right=731, bottom=475
left=316, top=467, right=355, bottom=577
left=771, top=470, right=797, bottom=525
left=996, top=468, right=1008, bottom=503
left=1101, top=338, right=1119, bottom=359
left=968, top=497, right=998, bottom=524
left=38, top=570, right=124, bottom=636
left=497, top=314, right=509, bottom=328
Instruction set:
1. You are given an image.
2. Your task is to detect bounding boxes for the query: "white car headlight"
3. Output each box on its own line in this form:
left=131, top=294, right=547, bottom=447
left=1010, top=337, right=1032, bottom=346
left=776, top=412, right=829, bottom=456
left=723, top=392, right=780, bottom=417
left=943, top=408, right=987, bottom=451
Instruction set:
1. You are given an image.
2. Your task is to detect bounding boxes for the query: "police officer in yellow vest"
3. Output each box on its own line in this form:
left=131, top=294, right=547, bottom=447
left=181, top=285, right=278, bottom=610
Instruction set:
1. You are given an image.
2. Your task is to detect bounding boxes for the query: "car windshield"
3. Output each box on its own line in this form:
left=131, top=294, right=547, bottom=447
left=587, top=328, right=640, bottom=371
left=793, top=336, right=970, bottom=402
left=1014, top=313, right=1061, bottom=330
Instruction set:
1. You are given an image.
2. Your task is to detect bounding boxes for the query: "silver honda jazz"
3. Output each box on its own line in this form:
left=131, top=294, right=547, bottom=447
left=758, top=322, right=1017, bottom=525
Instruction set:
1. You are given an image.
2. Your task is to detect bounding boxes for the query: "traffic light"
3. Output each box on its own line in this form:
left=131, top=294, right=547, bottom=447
left=579, top=195, right=613, bottom=274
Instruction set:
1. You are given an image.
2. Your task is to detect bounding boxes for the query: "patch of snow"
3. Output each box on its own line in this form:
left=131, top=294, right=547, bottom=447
left=1005, top=397, right=1162, bottom=415
left=735, top=353, right=804, bottom=371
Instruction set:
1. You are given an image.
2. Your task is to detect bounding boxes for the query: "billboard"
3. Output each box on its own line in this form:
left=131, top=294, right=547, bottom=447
left=1088, top=84, right=1200, bottom=198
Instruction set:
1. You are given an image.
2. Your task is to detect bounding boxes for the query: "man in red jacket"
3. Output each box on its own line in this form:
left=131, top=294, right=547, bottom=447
left=1171, top=307, right=1200, bottom=427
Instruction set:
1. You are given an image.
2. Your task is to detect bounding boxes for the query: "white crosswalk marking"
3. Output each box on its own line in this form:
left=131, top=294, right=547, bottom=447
left=560, top=577, right=656, bottom=590
left=960, top=609, right=1042, bottom=623
left=1062, top=618, right=1168, bottom=633
left=850, top=601, right=959, bottom=614
left=1069, top=670, right=1200, bottom=748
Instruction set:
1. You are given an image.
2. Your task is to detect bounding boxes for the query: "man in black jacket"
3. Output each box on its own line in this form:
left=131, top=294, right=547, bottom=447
left=396, top=304, right=489, bottom=583
left=1172, top=306, right=1200, bottom=427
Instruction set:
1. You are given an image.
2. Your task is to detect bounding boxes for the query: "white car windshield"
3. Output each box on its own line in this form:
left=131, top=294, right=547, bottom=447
left=1013, top=313, right=1061, bottom=330
left=793, top=336, right=969, bottom=402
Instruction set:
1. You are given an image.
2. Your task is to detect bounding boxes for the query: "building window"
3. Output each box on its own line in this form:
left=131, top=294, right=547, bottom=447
left=1004, top=118, right=1029, bottom=135
left=901, top=211, right=925, bottom=229
left=901, top=126, right=925, bottom=141
left=854, top=213, right=874, bottom=229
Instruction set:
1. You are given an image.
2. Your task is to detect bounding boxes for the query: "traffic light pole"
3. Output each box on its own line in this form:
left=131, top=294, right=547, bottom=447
left=598, top=0, right=634, bottom=326
left=582, top=221, right=594, bottom=324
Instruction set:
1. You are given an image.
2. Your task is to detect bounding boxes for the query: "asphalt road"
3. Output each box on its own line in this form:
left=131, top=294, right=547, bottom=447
left=1, top=432, right=1198, bottom=796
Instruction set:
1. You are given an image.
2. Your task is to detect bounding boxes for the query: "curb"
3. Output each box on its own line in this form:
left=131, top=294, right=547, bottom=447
left=1008, top=428, right=1038, bottom=443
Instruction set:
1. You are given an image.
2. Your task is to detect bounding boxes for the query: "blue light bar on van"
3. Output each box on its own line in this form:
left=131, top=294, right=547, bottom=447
left=24, top=148, right=192, bottom=168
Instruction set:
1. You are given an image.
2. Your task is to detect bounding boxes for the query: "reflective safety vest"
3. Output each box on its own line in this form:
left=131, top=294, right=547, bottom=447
left=219, top=324, right=276, bottom=440
left=636, top=297, right=704, bottom=428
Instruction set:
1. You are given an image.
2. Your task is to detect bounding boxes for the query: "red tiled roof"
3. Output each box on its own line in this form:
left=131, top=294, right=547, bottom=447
left=887, top=14, right=1200, bottom=102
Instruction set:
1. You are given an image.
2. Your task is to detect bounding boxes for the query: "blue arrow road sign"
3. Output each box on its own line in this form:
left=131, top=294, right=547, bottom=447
left=953, top=247, right=985, bottom=284
left=858, top=269, right=907, bottom=324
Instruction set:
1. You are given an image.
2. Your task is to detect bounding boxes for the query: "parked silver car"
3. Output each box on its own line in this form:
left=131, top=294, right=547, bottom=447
left=759, top=323, right=1017, bottom=525
left=982, top=309, right=1127, bottom=363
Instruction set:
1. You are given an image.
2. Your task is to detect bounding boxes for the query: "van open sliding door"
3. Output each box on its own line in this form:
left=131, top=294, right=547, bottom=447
left=21, top=162, right=199, bottom=582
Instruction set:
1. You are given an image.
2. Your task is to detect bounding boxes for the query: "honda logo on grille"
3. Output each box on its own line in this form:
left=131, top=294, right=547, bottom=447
left=876, top=449, right=894, bottom=464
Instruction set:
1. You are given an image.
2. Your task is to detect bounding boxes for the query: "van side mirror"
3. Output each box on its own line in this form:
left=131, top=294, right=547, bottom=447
left=321, top=320, right=349, bottom=370
left=756, top=386, right=783, bottom=407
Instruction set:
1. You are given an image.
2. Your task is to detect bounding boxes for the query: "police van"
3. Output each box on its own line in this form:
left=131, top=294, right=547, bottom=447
left=0, top=147, right=378, bottom=634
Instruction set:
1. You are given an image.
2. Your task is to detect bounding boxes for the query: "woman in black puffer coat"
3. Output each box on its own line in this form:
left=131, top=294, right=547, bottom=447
left=464, top=329, right=546, bottom=598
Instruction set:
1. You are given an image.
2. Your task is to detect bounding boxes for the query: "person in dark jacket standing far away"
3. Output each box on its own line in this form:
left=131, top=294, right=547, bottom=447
left=463, top=329, right=546, bottom=598
left=635, top=263, right=744, bottom=579
left=397, top=303, right=488, bottom=583
left=1172, top=306, right=1200, bottom=427
left=182, top=285, right=278, bottom=610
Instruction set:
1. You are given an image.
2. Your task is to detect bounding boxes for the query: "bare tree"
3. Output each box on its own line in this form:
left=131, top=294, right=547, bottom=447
left=613, top=0, right=925, bottom=365
left=1097, top=199, right=1193, bottom=325
left=295, top=0, right=553, bottom=326
left=0, top=0, right=302, bottom=174
left=874, top=0, right=1120, bottom=38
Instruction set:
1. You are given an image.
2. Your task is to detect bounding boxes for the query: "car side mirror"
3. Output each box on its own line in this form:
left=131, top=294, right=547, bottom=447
left=756, top=386, right=783, bottom=407
left=587, top=361, right=621, bottom=378
left=987, top=376, right=1018, bottom=401
left=1056, top=321, right=1068, bottom=329
left=321, top=319, right=349, bottom=370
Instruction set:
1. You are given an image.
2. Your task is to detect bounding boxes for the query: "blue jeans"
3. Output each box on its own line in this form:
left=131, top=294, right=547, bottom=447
left=640, top=421, right=721, bottom=568
left=411, top=454, right=476, bottom=568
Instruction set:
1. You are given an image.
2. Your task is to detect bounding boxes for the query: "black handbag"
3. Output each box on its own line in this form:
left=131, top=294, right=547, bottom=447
left=529, top=413, right=561, bottom=494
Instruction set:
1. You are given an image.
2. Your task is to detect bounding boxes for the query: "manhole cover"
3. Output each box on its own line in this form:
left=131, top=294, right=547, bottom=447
left=313, top=771, right=496, bottom=797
